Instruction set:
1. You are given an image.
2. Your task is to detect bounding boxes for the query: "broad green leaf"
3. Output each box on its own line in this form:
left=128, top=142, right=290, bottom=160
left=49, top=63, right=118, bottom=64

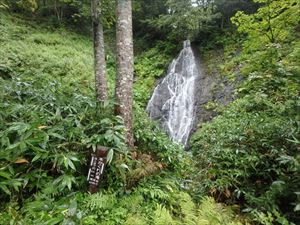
left=0, top=171, right=11, bottom=179
left=106, top=149, right=114, bottom=164
left=0, top=184, right=11, bottom=195
left=32, top=154, right=41, bottom=162
left=49, top=133, right=65, bottom=140
left=68, top=159, right=76, bottom=171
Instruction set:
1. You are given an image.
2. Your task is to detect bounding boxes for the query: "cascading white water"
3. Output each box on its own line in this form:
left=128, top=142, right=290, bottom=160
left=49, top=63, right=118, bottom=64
left=146, top=40, right=200, bottom=146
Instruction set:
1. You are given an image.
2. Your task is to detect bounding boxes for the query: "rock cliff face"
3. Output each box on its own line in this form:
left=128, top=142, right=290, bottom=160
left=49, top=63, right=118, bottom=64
left=147, top=41, right=235, bottom=146
left=192, top=48, right=235, bottom=134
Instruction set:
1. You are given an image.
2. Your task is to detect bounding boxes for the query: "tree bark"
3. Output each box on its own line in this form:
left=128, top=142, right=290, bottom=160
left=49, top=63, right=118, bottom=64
left=92, top=0, right=108, bottom=101
left=115, top=0, right=134, bottom=148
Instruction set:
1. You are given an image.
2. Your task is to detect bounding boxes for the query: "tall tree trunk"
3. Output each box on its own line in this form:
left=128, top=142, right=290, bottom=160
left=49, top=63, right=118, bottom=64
left=115, top=0, right=134, bottom=148
left=92, top=0, right=108, bottom=101
left=54, top=0, right=59, bottom=20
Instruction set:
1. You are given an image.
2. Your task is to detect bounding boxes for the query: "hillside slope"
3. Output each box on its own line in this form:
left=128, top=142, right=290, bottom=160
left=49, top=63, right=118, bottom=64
left=0, top=12, right=249, bottom=225
left=0, top=13, right=96, bottom=92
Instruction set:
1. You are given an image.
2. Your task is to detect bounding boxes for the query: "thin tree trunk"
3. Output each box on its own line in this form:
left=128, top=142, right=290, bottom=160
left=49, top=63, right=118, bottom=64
left=92, top=0, right=108, bottom=101
left=115, top=0, right=134, bottom=148
left=221, top=16, right=224, bottom=30
left=54, top=0, right=59, bottom=20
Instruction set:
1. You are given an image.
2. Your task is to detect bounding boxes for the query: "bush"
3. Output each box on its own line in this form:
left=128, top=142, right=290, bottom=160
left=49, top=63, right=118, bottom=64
left=191, top=95, right=299, bottom=221
left=134, top=42, right=174, bottom=106
left=191, top=0, right=300, bottom=223
left=0, top=12, right=127, bottom=203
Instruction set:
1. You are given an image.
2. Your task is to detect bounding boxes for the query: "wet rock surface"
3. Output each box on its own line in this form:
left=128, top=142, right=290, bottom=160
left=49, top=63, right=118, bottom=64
left=147, top=41, right=235, bottom=146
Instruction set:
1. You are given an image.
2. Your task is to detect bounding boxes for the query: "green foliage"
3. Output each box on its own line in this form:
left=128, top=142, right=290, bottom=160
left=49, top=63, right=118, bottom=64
left=132, top=0, right=168, bottom=41
left=0, top=12, right=127, bottom=204
left=134, top=104, right=193, bottom=175
left=197, top=196, right=245, bottom=225
left=133, top=41, right=192, bottom=176
left=0, top=193, right=85, bottom=225
left=191, top=95, right=299, bottom=220
left=148, top=0, right=219, bottom=41
left=0, top=187, right=247, bottom=225
left=134, top=42, right=174, bottom=106
left=191, top=0, right=300, bottom=224
left=2, top=0, right=115, bottom=32
left=214, top=0, right=259, bottom=29
left=0, top=12, right=197, bottom=224
left=79, top=177, right=247, bottom=225
left=232, top=0, right=299, bottom=46
left=0, top=1, right=9, bottom=9
left=153, top=204, right=177, bottom=225
left=124, top=214, right=148, bottom=225
left=0, top=13, right=94, bottom=90
left=0, top=70, right=127, bottom=197
left=16, top=0, right=38, bottom=12
left=0, top=8, right=253, bottom=225
left=84, top=192, right=117, bottom=212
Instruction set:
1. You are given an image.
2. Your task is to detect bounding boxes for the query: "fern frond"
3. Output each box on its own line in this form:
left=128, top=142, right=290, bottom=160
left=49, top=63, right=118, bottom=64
left=153, top=204, right=178, bottom=225
left=84, top=192, right=117, bottom=212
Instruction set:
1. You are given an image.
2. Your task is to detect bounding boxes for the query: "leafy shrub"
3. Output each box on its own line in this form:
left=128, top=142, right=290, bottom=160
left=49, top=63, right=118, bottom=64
left=191, top=95, right=299, bottom=220
left=134, top=43, right=173, bottom=106
left=0, top=12, right=127, bottom=204
left=191, top=0, right=300, bottom=223
left=0, top=192, right=85, bottom=225
left=79, top=177, right=247, bottom=225
left=0, top=11, right=250, bottom=225
left=197, top=196, right=245, bottom=225
left=0, top=75, right=127, bottom=198
left=134, top=104, right=193, bottom=176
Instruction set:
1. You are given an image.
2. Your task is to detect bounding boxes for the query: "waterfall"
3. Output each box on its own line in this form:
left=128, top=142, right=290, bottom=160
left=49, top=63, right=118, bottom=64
left=146, top=40, right=200, bottom=146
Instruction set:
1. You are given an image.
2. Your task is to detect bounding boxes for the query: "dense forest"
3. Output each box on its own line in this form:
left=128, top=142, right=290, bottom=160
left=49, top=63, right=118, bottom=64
left=0, top=0, right=299, bottom=224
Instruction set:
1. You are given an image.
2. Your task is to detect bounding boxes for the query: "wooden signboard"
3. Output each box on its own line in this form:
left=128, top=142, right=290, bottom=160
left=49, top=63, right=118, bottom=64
left=87, top=146, right=108, bottom=193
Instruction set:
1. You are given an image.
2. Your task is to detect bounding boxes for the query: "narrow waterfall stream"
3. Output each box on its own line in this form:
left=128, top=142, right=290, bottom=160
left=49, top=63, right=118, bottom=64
left=147, top=40, right=201, bottom=146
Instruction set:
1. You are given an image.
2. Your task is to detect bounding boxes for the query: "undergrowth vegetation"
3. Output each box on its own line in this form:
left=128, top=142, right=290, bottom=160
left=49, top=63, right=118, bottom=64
left=133, top=41, right=177, bottom=106
left=0, top=11, right=246, bottom=225
left=1, top=0, right=298, bottom=224
left=191, top=0, right=300, bottom=224
left=0, top=177, right=247, bottom=225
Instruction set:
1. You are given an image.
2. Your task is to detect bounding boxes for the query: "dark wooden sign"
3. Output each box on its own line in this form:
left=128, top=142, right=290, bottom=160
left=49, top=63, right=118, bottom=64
left=87, top=146, right=108, bottom=193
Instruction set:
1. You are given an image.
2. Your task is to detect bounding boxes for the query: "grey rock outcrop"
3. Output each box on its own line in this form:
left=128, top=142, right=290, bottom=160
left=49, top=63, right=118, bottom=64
left=147, top=41, right=235, bottom=146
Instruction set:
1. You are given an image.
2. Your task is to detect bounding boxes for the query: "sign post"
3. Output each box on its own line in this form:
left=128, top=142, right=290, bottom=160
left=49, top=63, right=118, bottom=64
left=87, top=146, right=108, bottom=193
